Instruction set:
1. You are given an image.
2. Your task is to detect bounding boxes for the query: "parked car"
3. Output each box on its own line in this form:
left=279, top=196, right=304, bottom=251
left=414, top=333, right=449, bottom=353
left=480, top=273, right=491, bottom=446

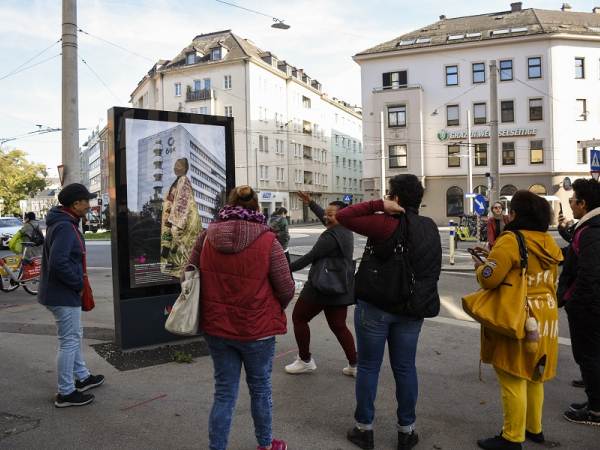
left=83, top=213, right=100, bottom=233
left=0, top=217, right=24, bottom=249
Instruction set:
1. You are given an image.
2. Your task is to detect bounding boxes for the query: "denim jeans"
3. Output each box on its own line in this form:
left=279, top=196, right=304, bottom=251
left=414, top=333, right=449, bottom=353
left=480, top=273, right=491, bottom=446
left=354, top=300, right=423, bottom=433
left=204, top=334, right=276, bottom=450
left=46, top=305, right=90, bottom=395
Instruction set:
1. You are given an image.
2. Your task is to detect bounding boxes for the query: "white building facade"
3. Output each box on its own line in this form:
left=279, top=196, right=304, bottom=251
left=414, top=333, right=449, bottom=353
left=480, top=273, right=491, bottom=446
left=355, top=3, right=600, bottom=224
left=130, top=30, right=363, bottom=223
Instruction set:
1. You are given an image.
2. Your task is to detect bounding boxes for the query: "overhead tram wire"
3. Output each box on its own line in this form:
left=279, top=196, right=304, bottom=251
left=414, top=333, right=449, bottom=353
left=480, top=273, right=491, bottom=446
left=0, top=54, right=62, bottom=82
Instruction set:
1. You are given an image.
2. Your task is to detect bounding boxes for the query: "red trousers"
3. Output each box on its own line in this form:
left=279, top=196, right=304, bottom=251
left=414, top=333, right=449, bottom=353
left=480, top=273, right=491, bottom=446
left=292, top=297, right=357, bottom=365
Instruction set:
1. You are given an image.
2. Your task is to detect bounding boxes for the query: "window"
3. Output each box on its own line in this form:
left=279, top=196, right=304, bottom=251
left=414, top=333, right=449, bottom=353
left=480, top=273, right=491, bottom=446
left=447, top=105, right=459, bottom=126
left=143, top=92, right=148, bottom=106
left=343, top=157, right=346, bottom=168
left=275, top=113, right=283, bottom=126
left=530, top=140, right=543, bottom=164
left=199, top=107, right=208, bottom=114
left=529, top=184, right=547, bottom=195
left=575, top=58, right=585, bottom=79
left=528, top=57, right=541, bottom=79
left=474, top=103, right=487, bottom=124
left=577, top=143, right=588, bottom=164
left=474, top=185, right=488, bottom=199
left=501, top=101, right=514, bottom=122
left=223, top=75, right=232, bottom=89
left=502, top=142, right=515, bottom=165
left=576, top=99, right=587, bottom=121
left=259, top=135, right=268, bottom=152
left=293, top=143, right=301, bottom=157
left=302, top=96, right=311, bottom=108
left=204, top=78, right=211, bottom=90
left=389, top=145, right=407, bottom=168
left=186, top=53, right=195, bottom=64
left=336, top=176, right=340, bottom=187
left=174, top=83, right=181, bottom=97
left=446, top=186, right=464, bottom=216
left=388, top=105, right=406, bottom=127
left=499, top=60, right=513, bottom=81
left=343, top=177, right=347, bottom=188
left=472, top=62, right=485, bottom=83
left=275, top=140, right=284, bottom=154
left=448, top=144, right=461, bottom=167
left=446, top=65, right=458, bottom=86
left=211, top=48, right=221, bottom=60
left=501, top=184, right=518, bottom=197
left=276, top=167, right=285, bottom=182
left=223, top=106, right=232, bottom=117
left=529, top=98, right=542, bottom=121
left=474, top=143, right=488, bottom=166
left=382, top=70, right=407, bottom=89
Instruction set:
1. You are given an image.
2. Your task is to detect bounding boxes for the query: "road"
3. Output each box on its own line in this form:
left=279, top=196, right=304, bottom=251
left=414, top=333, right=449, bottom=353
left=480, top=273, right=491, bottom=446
left=1, top=226, right=570, bottom=332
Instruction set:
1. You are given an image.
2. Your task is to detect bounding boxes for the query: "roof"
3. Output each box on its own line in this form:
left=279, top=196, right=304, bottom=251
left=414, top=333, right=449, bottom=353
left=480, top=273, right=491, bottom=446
left=356, top=7, right=600, bottom=57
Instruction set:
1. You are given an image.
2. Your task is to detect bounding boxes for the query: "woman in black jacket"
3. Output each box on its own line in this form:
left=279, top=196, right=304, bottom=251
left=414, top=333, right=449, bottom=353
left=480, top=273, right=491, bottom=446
left=284, top=192, right=357, bottom=377
left=557, top=178, right=600, bottom=426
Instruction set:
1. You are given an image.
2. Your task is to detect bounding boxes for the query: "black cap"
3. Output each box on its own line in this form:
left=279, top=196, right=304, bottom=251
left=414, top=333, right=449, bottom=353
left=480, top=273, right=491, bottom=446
left=58, top=183, right=97, bottom=206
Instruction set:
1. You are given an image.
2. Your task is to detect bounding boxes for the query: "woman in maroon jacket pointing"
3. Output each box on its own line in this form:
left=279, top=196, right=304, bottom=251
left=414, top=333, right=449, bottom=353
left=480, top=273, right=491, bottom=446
left=186, top=185, right=294, bottom=450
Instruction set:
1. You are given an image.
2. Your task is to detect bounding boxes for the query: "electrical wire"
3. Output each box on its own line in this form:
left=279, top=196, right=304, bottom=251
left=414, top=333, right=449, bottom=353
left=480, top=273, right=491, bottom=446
left=78, top=55, right=125, bottom=105
left=0, top=39, right=61, bottom=81
left=0, top=54, right=61, bottom=82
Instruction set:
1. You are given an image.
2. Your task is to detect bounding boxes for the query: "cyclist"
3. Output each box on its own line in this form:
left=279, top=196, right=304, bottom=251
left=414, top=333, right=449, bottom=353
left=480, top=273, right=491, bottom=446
left=19, top=212, right=43, bottom=258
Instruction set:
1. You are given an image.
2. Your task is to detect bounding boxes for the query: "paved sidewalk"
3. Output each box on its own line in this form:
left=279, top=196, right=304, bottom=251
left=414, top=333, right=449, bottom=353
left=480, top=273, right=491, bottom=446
left=0, top=268, right=596, bottom=449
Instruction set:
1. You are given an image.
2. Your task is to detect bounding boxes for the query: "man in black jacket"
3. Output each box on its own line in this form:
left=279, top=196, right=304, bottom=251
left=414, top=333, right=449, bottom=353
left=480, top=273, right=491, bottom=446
left=557, top=178, right=600, bottom=425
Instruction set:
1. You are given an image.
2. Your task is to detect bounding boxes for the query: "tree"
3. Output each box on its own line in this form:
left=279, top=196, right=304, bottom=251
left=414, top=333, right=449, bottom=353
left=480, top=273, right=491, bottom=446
left=0, top=147, right=48, bottom=216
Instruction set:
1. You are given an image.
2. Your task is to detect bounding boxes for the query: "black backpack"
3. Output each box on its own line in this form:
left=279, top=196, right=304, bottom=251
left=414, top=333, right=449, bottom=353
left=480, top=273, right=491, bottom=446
left=32, top=225, right=44, bottom=246
left=355, top=214, right=415, bottom=312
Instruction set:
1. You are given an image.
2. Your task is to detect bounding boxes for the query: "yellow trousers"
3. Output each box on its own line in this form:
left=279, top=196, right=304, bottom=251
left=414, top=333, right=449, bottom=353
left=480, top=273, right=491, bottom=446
left=494, top=366, right=544, bottom=443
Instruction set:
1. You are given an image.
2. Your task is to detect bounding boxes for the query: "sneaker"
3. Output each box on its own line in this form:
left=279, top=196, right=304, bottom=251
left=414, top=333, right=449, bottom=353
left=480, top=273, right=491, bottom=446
left=525, top=430, right=544, bottom=443
left=294, top=281, right=303, bottom=290
left=343, top=364, right=357, bottom=377
left=55, top=390, right=94, bottom=408
left=398, top=431, right=419, bottom=450
left=572, top=378, right=585, bottom=388
left=75, top=374, right=105, bottom=392
left=477, top=434, right=522, bottom=450
left=257, top=438, right=287, bottom=450
left=347, top=427, right=374, bottom=450
left=285, top=355, right=316, bottom=374
left=570, top=401, right=588, bottom=411
left=564, top=407, right=600, bottom=425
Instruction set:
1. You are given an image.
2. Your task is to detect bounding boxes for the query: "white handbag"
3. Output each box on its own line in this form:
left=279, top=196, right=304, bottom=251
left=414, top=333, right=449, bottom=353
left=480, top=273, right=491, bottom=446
left=165, top=265, right=201, bottom=336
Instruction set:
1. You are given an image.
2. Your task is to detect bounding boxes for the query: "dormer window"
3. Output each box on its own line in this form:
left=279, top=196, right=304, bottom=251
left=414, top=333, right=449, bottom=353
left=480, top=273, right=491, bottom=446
left=186, top=53, right=196, bottom=65
left=211, top=48, right=221, bottom=60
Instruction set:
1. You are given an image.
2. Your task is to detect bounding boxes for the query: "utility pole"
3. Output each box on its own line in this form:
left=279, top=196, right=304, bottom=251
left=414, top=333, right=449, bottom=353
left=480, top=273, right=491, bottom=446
left=489, top=60, right=500, bottom=205
left=62, top=0, right=81, bottom=185
left=466, top=110, right=473, bottom=214
left=380, top=111, right=386, bottom=199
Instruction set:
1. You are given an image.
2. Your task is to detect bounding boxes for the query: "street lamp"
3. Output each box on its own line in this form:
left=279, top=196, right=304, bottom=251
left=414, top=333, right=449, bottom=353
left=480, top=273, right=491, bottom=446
left=272, top=19, right=290, bottom=29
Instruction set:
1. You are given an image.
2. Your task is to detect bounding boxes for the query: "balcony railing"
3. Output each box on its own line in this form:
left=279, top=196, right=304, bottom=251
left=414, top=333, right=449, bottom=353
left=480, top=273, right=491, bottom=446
left=186, top=89, right=215, bottom=102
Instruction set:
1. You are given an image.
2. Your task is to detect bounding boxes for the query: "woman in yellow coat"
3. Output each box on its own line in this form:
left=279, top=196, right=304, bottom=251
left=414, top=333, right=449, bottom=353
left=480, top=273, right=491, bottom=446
left=471, top=190, right=563, bottom=450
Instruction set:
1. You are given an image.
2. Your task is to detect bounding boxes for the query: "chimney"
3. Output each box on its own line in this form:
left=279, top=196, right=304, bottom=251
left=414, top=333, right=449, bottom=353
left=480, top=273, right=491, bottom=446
left=510, top=2, right=522, bottom=12
left=594, top=6, right=600, bottom=13
left=561, top=3, right=572, bottom=11
left=439, top=15, right=446, bottom=20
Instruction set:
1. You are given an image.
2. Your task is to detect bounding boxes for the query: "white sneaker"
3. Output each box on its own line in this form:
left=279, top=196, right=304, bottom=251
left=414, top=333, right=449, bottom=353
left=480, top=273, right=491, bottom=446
left=285, top=355, right=316, bottom=374
left=343, top=365, right=357, bottom=377
left=294, top=281, right=303, bottom=290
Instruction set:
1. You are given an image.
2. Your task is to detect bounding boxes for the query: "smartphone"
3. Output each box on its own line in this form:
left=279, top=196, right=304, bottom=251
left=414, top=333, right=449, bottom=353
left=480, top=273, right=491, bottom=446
left=559, top=203, right=563, bottom=214
left=468, top=248, right=485, bottom=263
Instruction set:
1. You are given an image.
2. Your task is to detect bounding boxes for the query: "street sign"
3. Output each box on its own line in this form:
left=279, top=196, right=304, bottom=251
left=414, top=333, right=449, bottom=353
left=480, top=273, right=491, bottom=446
left=343, top=194, right=352, bottom=203
left=591, top=149, right=600, bottom=171
left=592, top=171, right=600, bottom=181
left=465, top=193, right=477, bottom=198
left=473, top=194, right=486, bottom=215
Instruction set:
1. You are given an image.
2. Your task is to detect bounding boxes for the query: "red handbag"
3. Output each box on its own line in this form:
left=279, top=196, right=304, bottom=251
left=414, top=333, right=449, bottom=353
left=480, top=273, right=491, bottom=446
left=72, top=224, right=95, bottom=312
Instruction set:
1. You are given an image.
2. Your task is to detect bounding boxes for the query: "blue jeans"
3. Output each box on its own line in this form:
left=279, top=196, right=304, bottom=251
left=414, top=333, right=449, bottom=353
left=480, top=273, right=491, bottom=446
left=204, top=334, right=276, bottom=450
left=46, top=306, right=90, bottom=395
left=354, top=300, right=423, bottom=433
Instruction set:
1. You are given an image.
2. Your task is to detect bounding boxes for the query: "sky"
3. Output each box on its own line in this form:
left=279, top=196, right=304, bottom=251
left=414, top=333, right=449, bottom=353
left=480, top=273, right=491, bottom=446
left=1, top=0, right=597, bottom=178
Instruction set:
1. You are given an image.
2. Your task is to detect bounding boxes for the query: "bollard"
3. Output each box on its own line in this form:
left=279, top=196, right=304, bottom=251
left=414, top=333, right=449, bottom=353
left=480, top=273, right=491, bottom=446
left=477, top=214, right=481, bottom=243
left=449, top=220, right=455, bottom=265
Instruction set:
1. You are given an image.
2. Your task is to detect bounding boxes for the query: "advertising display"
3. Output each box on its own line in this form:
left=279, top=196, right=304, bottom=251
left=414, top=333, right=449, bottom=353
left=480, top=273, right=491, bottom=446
left=108, top=108, right=235, bottom=349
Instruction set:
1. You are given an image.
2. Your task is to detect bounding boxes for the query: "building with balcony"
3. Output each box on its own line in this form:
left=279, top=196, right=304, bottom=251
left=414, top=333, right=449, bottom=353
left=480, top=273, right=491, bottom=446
left=130, top=30, right=362, bottom=222
left=354, top=2, right=600, bottom=224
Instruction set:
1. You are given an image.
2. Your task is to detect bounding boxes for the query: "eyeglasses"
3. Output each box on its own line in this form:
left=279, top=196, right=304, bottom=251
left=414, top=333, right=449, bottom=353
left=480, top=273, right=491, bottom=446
left=492, top=206, right=502, bottom=210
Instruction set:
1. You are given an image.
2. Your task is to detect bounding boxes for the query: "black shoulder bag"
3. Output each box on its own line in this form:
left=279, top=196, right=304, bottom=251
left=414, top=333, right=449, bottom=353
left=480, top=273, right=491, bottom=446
left=309, top=230, right=356, bottom=295
left=355, top=214, right=415, bottom=308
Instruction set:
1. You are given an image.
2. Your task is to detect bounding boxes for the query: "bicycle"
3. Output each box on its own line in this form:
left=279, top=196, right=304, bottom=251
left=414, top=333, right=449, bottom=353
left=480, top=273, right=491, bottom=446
left=454, top=214, right=488, bottom=247
left=0, top=242, right=41, bottom=295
